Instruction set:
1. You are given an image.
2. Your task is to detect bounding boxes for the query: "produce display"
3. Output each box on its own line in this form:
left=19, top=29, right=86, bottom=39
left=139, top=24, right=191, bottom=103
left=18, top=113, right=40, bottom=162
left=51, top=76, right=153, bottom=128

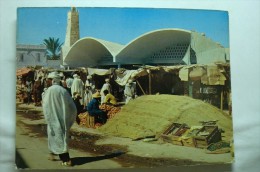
left=78, top=112, right=95, bottom=128
left=78, top=104, right=121, bottom=128
left=99, top=104, right=121, bottom=119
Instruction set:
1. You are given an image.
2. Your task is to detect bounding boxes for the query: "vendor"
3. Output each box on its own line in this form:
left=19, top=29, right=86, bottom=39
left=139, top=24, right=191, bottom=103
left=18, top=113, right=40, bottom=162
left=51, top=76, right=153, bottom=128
left=87, top=92, right=107, bottom=124
left=103, top=89, right=117, bottom=105
left=73, top=92, right=85, bottom=124
left=100, top=78, right=111, bottom=104
left=124, top=79, right=136, bottom=104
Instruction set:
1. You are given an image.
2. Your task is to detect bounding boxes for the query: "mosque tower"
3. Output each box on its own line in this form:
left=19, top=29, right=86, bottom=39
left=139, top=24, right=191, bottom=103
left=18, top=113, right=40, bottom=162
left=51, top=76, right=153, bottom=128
left=61, top=7, right=79, bottom=65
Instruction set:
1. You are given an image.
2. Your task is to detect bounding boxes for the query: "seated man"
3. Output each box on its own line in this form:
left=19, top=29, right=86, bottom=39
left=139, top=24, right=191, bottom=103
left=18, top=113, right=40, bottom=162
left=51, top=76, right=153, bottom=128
left=103, top=90, right=117, bottom=105
left=87, top=92, right=107, bottom=124
left=72, top=92, right=84, bottom=124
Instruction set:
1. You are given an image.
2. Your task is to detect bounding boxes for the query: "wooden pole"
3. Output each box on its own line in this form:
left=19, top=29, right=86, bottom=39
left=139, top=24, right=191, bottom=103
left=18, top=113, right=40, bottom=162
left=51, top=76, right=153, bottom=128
left=220, top=86, right=223, bottom=110
left=136, top=80, right=146, bottom=95
left=148, top=70, right=152, bottom=95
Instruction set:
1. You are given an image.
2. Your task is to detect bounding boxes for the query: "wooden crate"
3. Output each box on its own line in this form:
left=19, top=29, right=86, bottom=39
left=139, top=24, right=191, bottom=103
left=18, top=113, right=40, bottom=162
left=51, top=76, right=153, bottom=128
left=161, top=123, right=189, bottom=146
left=194, top=125, right=221, bottom=148
left=78, top=112, right=95, bottom=128
left=182, top=137, right=196, bottom=147
left=179, top=128, right=200, bottom=148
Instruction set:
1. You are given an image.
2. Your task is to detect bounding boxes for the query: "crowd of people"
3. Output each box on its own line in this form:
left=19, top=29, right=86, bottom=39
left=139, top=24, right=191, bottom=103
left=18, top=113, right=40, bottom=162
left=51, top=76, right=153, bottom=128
left=19, top=70, right=137, bottom=109
left=18, top=69, right=137, bottom=166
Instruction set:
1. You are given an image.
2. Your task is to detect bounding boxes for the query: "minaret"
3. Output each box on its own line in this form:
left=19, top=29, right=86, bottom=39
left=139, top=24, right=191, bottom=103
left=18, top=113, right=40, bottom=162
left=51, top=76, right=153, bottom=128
left=62, top=7, right=79, bottom=65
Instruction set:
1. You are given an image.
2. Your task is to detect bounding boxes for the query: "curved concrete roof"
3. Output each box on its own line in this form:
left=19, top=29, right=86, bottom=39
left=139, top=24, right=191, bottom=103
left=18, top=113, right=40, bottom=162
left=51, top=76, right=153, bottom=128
left=64, top=29, right=192, bottom=67
left=64, top=37, right=124, bottom=67
left=115, top=28, right=191, bottom=64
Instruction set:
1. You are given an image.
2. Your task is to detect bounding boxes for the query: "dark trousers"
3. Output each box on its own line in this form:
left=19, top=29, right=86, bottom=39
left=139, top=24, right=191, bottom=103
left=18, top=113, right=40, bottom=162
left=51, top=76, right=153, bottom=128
left=89, top=110, right=107, bottom=124
left=27, top=92, right=31, bottom=104
left=59, top=152, right=70, bottom=162
left=95, top=111, right=107, bottom=124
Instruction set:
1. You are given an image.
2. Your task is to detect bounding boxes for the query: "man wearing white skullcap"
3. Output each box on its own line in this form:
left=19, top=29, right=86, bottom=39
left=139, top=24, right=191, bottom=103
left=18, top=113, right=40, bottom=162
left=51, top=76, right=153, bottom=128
left=124, top=79, right=137, bottom=104
left=84, top=75, right=95, bottom=108
left=42, top=71, right=77, bottom=166
left=71, top=73, right=84, bottom=104
left=100, top=78, right=111, bottom=104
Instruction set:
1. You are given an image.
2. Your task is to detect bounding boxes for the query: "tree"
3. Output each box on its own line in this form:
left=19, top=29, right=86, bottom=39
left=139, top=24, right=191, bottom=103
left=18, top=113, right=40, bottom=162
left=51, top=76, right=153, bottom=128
left=43, top=37, right=63, bottom=60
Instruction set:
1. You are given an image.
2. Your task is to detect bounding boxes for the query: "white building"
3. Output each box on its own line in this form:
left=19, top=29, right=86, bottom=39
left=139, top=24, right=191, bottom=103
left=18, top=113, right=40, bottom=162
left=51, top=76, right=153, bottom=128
left=16, top=44, right=61, bottom=69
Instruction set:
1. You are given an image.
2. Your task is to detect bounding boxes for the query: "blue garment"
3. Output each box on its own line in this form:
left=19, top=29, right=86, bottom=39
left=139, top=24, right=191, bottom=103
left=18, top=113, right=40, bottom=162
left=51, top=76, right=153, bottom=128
left=87, top=98, right=107, bottom=124
left=87, top=98, right=103, bottom=116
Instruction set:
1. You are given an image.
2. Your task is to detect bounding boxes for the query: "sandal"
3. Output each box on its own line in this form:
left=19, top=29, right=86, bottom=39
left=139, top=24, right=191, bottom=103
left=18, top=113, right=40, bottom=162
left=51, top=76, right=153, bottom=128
left=61, top=160, right=72, bottom=166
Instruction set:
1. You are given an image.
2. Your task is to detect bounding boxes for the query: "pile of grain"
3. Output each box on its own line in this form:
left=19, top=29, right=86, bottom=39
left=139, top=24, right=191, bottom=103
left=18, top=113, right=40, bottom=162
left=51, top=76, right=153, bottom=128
left=98, top=95, right=233, bottom=140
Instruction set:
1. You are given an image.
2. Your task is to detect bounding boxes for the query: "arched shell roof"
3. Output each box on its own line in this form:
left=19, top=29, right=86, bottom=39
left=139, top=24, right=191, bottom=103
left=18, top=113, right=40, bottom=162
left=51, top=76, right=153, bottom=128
left=64, top=29, right=193, bottom=66
left=64, top=37, right=124, bottom=67
left=115, top=28, right=191, bottom=64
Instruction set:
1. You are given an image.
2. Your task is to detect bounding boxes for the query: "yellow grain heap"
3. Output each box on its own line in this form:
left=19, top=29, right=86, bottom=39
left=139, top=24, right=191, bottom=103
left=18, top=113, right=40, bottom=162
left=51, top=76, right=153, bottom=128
left=98, top=95, right=233, bottom=140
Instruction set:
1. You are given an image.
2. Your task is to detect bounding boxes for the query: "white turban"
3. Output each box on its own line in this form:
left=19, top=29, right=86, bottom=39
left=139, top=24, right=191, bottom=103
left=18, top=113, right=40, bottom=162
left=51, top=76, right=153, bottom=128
left=128, top=79, right=133, bottom=83
left=59, top=72, right=64, bottom=77
left=47, top=72, right=60, bottom=79
left=47, top=72, right=61, bottom=85
left=73, top=74, right=79, bottom=78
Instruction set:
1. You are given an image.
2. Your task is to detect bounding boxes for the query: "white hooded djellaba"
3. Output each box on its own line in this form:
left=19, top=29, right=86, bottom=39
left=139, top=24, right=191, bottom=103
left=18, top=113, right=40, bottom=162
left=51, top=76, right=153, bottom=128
left=42, top=79, right=77, bottom=154
left=71, top=74, right=84, bottom=102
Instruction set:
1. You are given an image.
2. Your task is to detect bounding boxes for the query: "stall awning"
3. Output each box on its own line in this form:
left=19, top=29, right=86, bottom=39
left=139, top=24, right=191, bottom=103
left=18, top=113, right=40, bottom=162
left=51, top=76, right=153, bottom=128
left=16, top=67, right=32, bottom=76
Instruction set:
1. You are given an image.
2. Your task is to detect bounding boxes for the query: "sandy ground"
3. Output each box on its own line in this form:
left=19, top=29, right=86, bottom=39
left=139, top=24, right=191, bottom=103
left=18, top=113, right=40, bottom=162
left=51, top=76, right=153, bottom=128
left=16, top=112, right=122, bottom=170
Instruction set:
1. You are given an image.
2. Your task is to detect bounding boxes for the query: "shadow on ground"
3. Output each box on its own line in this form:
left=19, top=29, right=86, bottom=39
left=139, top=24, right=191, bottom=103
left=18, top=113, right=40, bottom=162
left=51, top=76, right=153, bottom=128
left=71, top=151, right=125, bottom=166
left=16, top=150, right=29, bottom=169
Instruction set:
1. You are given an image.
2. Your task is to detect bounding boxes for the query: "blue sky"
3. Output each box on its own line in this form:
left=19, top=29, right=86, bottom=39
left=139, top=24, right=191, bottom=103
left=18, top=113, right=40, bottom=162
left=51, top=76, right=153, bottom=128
left=17, top=7, right=229, bottom=47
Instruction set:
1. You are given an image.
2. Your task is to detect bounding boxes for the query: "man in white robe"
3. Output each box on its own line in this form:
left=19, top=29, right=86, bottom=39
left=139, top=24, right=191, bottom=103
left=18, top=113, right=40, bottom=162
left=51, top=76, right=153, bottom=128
left=83, top=75, right=94, bottom=109
left=71, top=74, right=84, bottom=104
left=100, top=78, right=111, bottom=104
left=124, top=79, right=137, bottom=104
left=42, top=72, right=77, bottom=166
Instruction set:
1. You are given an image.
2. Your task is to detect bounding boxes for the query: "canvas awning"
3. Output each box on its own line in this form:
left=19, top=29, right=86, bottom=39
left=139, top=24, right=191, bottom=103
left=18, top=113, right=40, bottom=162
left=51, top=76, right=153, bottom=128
left=16, top=67, right=32, bottom=76
left=178, top=64, right=227, bottom=85
left=87, top=68, right=112, bottom=76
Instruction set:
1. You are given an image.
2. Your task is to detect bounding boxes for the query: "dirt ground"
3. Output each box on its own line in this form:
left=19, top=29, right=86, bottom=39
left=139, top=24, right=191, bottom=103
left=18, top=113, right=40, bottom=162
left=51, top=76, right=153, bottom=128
left=16, top=98, right=234, bottom=169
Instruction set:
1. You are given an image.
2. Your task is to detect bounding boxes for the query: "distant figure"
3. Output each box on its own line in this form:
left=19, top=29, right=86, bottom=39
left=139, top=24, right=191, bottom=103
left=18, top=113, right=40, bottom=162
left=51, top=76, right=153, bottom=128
left=87, top=92, right=107, bottom=124
left=100, top=78, right=111, bottom=104
left=73, top=92, right=84, bottom=124
left=83, top=75, right=94, bottom=109
left=42, top=72, right=77, bottom=166
left=59, top=72, right=66, bottom=87
left=33, top=76, right=44, bottom=106
left=71, top=73, right=84, bottom=104
left=65, top=75, right=74, bottom=95
left=124, top=79, right=136, bottom=104
left=60, top=73, right=71, bottom=94
left=25, top=76, right=33, bottom=105
left=85, top=75, right=95, bottom=92
left=103, top=89, right=117, bottom=105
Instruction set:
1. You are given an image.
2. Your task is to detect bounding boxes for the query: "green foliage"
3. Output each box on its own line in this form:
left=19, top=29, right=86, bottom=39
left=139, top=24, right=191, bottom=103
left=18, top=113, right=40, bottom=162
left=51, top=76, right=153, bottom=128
left=43, top=37, right=63, bottom=60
